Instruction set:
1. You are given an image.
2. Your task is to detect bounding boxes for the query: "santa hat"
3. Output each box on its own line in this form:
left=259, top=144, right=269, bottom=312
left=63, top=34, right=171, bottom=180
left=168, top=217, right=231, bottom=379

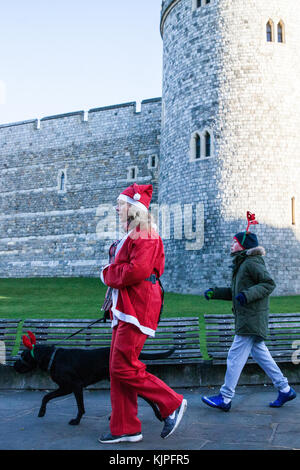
left=117, top=183, right=153, bottom=212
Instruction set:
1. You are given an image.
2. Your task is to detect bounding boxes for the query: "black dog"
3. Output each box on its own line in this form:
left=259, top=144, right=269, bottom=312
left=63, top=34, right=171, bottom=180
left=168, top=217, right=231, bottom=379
left=13, top=331, right=175, bottom=425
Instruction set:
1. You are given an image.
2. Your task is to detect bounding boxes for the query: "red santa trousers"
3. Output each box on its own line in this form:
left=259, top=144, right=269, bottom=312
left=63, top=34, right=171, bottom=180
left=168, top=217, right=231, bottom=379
left=109, top=320, right=183, bottom=436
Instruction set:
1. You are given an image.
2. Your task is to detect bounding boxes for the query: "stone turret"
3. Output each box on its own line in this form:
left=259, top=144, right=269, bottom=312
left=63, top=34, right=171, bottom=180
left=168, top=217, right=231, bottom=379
left=159, top=0, right=300, bottom=294
left=0, top=1, right=299, bottom=294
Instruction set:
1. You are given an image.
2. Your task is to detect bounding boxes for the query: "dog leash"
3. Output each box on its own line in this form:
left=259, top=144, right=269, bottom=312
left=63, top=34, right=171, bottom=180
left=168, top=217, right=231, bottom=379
left=45, top=315, right=106, bottom=371
left=44, top=277, right=163, bottom=370
left=62, top=273, right=164, bottom=341
left=62, top=316, right=107, bottom=341
left=40, top=312, right=108, bottom=372
left=47, top=347, right=58, bottom=371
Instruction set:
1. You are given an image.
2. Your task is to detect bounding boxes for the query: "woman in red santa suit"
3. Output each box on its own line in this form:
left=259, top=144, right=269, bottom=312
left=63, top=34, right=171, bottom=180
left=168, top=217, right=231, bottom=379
left=98, top=183, right=187, bottom=444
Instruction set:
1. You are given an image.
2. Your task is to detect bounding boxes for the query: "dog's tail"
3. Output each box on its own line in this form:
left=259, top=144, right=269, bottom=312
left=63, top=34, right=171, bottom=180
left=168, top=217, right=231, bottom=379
left=139, top=347, right=176, bottom=360
left=138, top=395, right=163, bottom=422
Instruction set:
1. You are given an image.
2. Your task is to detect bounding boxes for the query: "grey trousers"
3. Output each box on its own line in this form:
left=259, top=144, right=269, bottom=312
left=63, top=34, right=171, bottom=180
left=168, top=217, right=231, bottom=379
left=220, top=335, right=289, bottom=400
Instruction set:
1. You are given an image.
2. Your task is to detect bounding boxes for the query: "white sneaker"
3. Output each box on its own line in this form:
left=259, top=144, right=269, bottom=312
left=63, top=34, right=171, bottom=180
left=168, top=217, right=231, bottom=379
left=98, top=432, right=143, bottom=443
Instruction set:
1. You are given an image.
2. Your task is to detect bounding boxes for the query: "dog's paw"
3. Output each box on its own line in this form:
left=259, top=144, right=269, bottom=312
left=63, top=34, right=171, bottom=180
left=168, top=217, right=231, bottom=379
left=38, top=409, right=46, bottom=417
left=69, top=418, right=80, bottom=425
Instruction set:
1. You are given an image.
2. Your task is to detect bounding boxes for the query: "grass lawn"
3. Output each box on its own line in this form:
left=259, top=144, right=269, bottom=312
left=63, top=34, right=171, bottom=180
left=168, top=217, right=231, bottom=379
left=1, top=278, right=300, bottom=358
left=1, top=277, right=300, bottom=319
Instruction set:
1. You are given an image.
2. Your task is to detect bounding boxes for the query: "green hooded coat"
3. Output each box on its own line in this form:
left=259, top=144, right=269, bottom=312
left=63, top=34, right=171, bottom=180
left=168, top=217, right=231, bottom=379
left=212, top=246, right=276, bottom=340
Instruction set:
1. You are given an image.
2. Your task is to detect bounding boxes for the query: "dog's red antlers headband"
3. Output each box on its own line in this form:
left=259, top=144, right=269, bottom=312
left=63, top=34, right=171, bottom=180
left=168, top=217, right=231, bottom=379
left=22, top=331, right=36, bottom=350
left=27, top=330, right=36, bottom=345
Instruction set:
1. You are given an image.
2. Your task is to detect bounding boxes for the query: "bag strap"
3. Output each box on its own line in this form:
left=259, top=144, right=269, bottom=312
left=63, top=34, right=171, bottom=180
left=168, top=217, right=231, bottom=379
left=145, top=274, right=165, bottom=322
left=158, top=278, right=165, bottom=322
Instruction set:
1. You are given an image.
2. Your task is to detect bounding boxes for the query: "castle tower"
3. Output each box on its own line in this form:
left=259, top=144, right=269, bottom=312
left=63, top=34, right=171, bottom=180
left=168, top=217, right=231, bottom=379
left=159, top=0, right=300, bottom=294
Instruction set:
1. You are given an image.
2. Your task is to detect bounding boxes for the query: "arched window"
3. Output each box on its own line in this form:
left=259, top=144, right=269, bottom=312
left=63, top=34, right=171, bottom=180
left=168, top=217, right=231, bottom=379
left=148, top=154, right=158, bottom=169
left=266, top=20, right=274, bottom=42
left=205, top=131, right=211, bottom=157
left=195, top=134, right=201, bottom=159
left=58, top=169, right=67, bottom=193
left=60, top=171, right=65, bottom=191
left=127, top=166, right=138, bottom=181
left=190, top=132, right=202, bottom=160
left=190, top=129, right=214, bottom=161
left=195, top=0, right=212, bottom=9
left=277, top=21, right=285, bottom=43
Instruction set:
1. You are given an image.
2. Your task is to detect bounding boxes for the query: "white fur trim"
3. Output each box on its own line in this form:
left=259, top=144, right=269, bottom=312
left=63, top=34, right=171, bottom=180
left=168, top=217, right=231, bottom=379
left=117, top=194, right=148, bottom=212
left=111, top=288, right=156, bottom=337
left=246, top=246, right=266, bottom=256
left=100, top=230, right=156, bottom=337
left=101, top=232, right=132, bottom=285
left=100, top=264, right=111, bottom=285
left=115, top=230, right=133, bottom=257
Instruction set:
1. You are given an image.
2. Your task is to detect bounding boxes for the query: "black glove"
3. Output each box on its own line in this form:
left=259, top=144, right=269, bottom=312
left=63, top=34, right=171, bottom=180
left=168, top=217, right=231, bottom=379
left=235, top=292, right=247, bottom=306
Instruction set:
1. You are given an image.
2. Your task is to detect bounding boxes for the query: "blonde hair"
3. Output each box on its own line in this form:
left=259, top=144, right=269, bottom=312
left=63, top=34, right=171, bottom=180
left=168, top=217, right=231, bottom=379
left=127, top=204, right=158, bottom=234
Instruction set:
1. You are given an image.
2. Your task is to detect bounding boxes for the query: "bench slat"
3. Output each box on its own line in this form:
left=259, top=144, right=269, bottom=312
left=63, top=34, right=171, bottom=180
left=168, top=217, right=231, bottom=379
left=0, top=320, right=22, bottom=364
left=17, top=317, right=203, bottom=366
left=204, top=313, right=300, bottom=365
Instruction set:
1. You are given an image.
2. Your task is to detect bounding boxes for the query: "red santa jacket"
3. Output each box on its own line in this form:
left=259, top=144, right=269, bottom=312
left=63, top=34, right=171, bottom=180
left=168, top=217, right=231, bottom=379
left=100, top=226, right=165, bottom=337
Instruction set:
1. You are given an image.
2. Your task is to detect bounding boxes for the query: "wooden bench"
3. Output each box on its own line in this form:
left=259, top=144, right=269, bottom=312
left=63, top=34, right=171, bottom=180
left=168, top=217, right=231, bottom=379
left=204, top=313, right=300, bottom=365
left=0, top=319, right=22, bottom=366
left=17, top=316, right=203, bottom=366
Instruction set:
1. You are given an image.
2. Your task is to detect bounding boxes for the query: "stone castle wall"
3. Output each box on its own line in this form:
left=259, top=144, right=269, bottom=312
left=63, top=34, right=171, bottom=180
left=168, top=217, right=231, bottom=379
left=0, top=0, right=299, bottom=296
left=0, top=99, right=161, bottom=277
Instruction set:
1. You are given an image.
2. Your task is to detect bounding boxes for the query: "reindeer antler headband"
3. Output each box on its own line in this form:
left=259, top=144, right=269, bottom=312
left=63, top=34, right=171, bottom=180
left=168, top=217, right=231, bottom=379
left=241, top=211, right=259, bottom=246
left=22, top=331, right=37, bottom=357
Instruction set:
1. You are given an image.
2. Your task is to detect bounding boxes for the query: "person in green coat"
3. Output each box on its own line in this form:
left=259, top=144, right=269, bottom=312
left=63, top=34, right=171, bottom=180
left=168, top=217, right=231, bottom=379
left=201, top=230, right=296, bottom=411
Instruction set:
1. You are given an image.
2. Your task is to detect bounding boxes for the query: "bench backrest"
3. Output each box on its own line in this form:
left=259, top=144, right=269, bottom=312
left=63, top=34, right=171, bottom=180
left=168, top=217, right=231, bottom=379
left=204, top=314, right=234, bottom=364
left=204, top=313, right=300, bottom=364
left=0, top=319, right=22, bottom=366
left=268, top=313, right=300, bottom=363
left=19, top=316, right=202, bottom=365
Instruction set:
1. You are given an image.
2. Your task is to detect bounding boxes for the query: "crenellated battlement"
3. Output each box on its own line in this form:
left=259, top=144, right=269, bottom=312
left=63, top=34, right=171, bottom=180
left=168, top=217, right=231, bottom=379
left=0, top=97, right=162, bottom=157
left=0, top=98, right=161, bottom=130
left=0, top=97, right=162, bottom=131
left=0, top=92, right=162, bottom=279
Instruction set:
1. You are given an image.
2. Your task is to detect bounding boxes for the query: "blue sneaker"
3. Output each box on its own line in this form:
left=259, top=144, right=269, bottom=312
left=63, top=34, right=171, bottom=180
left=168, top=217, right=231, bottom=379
left=269, top=387, right=297, bottom=407
left=202, top=393, right=231, bottom=412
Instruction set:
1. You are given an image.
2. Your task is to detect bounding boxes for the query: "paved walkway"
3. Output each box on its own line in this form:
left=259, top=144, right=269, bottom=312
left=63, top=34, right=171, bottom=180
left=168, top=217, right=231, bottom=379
left=0, top=385, right=299, bottom=451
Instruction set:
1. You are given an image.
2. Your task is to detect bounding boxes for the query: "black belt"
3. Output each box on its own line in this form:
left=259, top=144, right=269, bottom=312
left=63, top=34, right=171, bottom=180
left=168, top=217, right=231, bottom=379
left=145, top=274, right=158, bottom=284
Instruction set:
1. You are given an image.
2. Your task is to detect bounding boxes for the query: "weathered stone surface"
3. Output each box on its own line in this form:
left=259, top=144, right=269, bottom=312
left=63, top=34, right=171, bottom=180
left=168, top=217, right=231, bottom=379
left=0, top=1, right=299, bottom=296
left=159, top=0, right=300, bottom=294
left=0, top=100, right=161, bottom=278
